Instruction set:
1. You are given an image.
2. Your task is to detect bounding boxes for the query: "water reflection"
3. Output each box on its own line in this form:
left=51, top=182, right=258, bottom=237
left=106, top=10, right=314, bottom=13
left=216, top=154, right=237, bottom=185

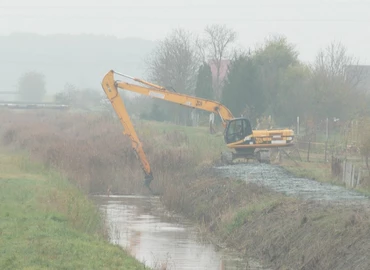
left=94, top=195, right=268, bottom=270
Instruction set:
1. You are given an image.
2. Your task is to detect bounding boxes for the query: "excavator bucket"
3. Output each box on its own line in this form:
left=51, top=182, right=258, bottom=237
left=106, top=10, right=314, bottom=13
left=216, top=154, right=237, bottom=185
left=144, top=173, right=153, bottom=188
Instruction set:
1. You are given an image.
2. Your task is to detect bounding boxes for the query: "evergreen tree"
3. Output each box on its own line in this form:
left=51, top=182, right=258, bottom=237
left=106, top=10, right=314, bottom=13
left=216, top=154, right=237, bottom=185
left=221, top=54, right=265, bottom=125
left=195, top=62, right=214, bottom=100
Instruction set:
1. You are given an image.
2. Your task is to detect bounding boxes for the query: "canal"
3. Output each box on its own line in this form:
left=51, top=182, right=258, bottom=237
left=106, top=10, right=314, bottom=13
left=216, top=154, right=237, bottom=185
left=93, top=194, right=269, bottom=270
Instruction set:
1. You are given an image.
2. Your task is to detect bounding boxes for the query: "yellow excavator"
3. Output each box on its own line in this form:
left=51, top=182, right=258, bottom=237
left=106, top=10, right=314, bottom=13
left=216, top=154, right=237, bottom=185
left=101, top=70, right=294, bottom=188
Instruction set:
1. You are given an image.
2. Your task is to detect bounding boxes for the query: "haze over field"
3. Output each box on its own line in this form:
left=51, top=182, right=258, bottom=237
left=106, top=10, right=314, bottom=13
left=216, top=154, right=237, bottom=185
left=3, top=2, right=370, bottom=270
left=1, top=0, right=369, bottom=96
left=0, top=34, right=156, bottom=96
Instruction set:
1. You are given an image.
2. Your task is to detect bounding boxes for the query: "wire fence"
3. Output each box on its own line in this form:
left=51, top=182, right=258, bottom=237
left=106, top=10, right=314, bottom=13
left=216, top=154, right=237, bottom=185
left=279, top=138, right=368, bottom=189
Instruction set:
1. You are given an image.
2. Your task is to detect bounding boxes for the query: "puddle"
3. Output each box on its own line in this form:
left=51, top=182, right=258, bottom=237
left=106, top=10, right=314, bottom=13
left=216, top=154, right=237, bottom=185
left=93, top=195, right=269, bottom=270
left=215, top=163, right=370, bottom=205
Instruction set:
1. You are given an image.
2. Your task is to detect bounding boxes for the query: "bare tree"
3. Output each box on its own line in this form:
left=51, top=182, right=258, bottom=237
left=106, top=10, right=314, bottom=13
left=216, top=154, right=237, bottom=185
left=145, top=28, right=201, bottom=125
left=313, top=41, right=365, bottom=90
left=195, top=37, right=207, bottom=64
left=146, top=28, right=200, bottom=94
left=203, top=24, right=237, bottom=100
left=310, top=41, right=367, bottom=121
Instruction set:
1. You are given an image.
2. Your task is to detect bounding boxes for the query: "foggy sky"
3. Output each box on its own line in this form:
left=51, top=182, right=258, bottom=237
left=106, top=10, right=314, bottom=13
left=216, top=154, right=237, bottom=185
left=1, top=0, right=370, bottom=63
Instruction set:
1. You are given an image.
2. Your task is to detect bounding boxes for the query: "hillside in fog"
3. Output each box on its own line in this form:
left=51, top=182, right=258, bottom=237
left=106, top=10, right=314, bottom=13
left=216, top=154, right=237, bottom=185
left=0, top=33, right=156, bottom=100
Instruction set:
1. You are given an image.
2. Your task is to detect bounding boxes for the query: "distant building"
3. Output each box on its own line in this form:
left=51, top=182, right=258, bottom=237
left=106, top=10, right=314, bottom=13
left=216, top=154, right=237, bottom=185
left=208, top=59, right=230, bottom=100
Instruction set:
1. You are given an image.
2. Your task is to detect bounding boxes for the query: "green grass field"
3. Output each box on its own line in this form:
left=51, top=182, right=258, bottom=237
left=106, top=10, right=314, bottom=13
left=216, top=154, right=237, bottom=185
left=135, top=119, right=228, bottom=164
left=0, top=152, right=147, bottom=270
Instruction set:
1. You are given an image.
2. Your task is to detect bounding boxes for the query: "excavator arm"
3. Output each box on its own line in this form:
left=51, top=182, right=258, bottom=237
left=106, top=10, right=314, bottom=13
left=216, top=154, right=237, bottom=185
left=106, top=70, right=235, bottom=125
left=101, top=69, right=236, bottom=188
left=101, top=71, right=153, bottom=188
left=101, top=70, right=294, bottom=187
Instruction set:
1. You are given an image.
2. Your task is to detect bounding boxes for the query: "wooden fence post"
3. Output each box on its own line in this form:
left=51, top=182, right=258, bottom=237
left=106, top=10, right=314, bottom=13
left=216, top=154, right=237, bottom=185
left=357, top=169, right=361, bottom=187
left=342, top=160, right=346, bottom=185
left=351, top=164, right=355, bottom=188
left=307, top=141, right=311, bottom=162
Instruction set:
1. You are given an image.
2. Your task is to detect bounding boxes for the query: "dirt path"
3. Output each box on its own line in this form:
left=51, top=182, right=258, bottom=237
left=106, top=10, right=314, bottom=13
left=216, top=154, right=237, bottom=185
left=215, top=163, right=370, bottom=205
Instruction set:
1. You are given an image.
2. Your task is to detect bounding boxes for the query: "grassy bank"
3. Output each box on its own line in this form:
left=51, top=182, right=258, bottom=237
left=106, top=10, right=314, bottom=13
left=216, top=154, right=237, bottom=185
left=160, top=167, right=370, bottom=270
left=280, top=156, right=335, bottom=183
left=0, top=152, right=147, bottom=270
left=2, top=110, right=370, bottom=269
left=277, top=150, right=370, bottom=196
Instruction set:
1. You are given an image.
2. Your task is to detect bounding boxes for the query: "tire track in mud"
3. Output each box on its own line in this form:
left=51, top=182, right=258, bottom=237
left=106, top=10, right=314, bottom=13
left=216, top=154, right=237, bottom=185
left=215, top=163, right=370, bottom=205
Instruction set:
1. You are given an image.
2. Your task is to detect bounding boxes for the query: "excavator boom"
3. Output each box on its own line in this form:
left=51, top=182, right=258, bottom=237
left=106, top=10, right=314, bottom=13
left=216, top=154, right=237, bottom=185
left=101, top=70, right=153, bottom=187
left=101, top=70, right=294, bottom=187
left=112, top=71, right=235, bottom=126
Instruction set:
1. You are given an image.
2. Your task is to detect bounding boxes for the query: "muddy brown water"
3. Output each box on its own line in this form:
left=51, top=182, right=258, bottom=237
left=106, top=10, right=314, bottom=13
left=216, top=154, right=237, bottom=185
left=215, top=163, right=370, bottom=205
left=93, top=195, right=269, bottom=270
left=92, top=163, right=369, bottom=269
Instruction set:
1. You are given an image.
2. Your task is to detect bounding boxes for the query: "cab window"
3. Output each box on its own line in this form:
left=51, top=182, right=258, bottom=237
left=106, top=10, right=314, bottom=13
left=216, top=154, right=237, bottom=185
left=225, top=119, right=252, bottom=144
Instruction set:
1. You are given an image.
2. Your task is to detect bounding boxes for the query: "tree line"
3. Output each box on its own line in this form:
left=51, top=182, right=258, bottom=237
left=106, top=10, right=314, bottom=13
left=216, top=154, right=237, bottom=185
left=142, top=24, right=370, bottom=130
left=13, top=25, right=370, bottom=132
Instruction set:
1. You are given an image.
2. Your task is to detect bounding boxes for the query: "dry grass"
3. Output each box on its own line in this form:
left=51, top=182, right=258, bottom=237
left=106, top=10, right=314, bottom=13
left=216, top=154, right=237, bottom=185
left=158, top=163, right=370, bottom=270
left=2, top=109, right=370, bottom=270
left=0, top=110, right=209, bottom=195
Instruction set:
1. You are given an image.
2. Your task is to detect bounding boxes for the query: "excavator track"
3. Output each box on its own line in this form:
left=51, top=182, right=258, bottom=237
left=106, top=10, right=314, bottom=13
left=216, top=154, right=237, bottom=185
left=221, top=150, right=271, bottom=165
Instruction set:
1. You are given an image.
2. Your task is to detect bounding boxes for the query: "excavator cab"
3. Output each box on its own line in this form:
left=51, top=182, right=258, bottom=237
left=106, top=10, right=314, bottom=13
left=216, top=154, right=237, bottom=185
left=224, top=118, right=253, bottom=144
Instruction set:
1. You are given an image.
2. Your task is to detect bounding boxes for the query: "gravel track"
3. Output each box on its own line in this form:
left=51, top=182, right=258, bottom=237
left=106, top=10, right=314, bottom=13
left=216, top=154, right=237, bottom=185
left=215, top=163, right=370, bottom=205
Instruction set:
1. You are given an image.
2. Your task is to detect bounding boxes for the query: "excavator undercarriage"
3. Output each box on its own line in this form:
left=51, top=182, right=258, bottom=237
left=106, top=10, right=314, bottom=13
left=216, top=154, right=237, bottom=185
left=221, top=148, right=271, bottom=165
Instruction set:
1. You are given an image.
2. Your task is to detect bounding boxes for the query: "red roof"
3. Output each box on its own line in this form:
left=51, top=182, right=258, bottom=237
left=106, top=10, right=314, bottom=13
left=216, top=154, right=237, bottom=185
left=208, top=59, right=230, bottom=84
